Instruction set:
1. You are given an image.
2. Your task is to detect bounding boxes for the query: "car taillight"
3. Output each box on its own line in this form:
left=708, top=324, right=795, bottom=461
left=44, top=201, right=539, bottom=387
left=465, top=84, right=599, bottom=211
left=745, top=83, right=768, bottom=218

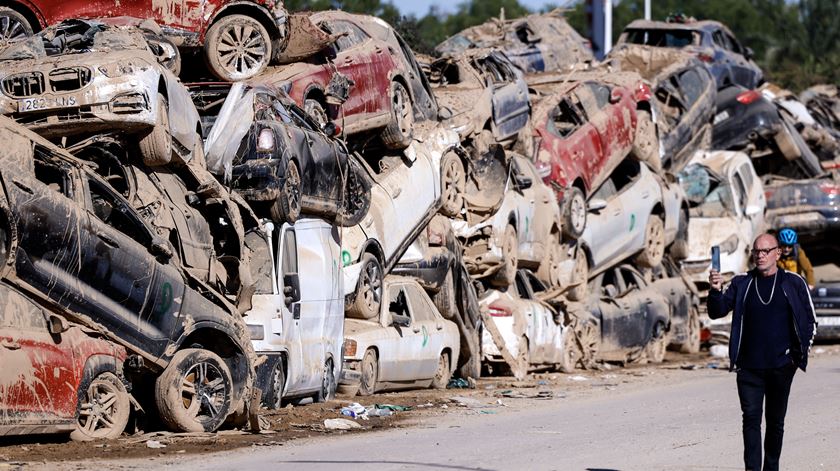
left=736, top=90, right=761, bottom=105
left=635, top=82, right=652, bottom=102
left=343, top=339, right=357, bottom=357
left=764, top=189, right=774, bottom=200
left=696, top=52, right=714, bottom=63
left=488, top=303, right=512, bottom=317
left=257, top=128, right=275, bottom=153
left=534, top=159, right=551, bottom=180
left=819, top=182, right=840, bottom=195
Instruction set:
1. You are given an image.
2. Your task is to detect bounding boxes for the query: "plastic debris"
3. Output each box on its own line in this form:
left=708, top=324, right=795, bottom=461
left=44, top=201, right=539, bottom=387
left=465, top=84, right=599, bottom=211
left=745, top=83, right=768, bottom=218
left=374, top=404, right=411, bottom=412
left=710, top=345, right=728, bottom=358
left=146, top=440, right=166, bottom=449
left=447, top=377, right=471, bottom=389
left=450, top=396, right=490, bottom=408
left=324, top=418, right=362, bottom=430
left=567, top=375, right=589, bottom=381
left=340, top=402, right=368, bottom=420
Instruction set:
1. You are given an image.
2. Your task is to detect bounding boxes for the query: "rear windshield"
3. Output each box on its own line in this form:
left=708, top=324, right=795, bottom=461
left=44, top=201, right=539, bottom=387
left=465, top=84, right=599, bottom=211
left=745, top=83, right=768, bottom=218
left=624, top=28, right=699, bottom=48
left=679, top=164, right=735, bottom=217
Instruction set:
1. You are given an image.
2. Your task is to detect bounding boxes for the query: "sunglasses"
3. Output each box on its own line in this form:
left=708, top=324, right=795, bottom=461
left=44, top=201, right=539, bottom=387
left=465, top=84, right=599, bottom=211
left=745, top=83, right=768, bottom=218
left=752, top=246, right=779, bottom=256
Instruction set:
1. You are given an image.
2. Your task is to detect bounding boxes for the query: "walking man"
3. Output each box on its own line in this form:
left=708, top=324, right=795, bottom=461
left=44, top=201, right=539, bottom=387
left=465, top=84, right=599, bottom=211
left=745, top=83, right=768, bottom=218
left=708, top=233, right=816, bottom=471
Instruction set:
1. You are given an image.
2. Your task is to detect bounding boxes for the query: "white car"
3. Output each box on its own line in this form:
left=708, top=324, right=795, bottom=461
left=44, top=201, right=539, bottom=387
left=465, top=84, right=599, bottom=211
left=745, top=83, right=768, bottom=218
left=480, top=270, right=575, bottom=377
left=245, top=219, right=343, bottom=407
left=453, top=152, right=570, bottom=289
left=341, top=126, right=463, bottom=318
left=678, top=150, right=766, bottom=292
left=580, top=158, right=687, bottom=282
left=341, top=276, right=460, bottom=395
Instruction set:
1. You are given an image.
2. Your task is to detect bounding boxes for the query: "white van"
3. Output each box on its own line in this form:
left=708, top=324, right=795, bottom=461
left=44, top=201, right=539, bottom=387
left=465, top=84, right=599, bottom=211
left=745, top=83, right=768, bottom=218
left=245, top=219, right=344, bottom=407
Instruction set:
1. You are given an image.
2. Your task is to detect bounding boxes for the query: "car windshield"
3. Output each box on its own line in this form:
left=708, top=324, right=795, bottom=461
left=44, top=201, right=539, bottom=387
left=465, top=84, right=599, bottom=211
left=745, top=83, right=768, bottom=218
left=624, top=28, right=698, bottom=48
left=438, top=34, right=474, bottom=54
left=679, top=164, right=735, bottom=217
left=0, top=21, right=147, bottom=60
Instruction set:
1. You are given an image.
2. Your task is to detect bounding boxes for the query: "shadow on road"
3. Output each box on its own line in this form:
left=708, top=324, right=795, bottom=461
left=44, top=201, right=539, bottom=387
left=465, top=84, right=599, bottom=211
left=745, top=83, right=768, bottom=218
left=278, top=460, right=495, bottom=470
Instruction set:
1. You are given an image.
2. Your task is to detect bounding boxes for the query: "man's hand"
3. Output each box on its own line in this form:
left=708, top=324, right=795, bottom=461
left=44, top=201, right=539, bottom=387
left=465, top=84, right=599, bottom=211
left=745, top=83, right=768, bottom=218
left=709, top=270, right=723, bottom=291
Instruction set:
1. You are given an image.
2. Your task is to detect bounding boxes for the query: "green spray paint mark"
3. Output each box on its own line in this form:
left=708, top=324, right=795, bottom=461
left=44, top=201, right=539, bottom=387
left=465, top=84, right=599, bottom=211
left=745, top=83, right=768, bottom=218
left=155, top=282, right=173, bottom=315
left=525, top=215, right=530, bottom=234
left=629, top=214, right=636, bottom=232
left=341, top=250, right=352, bottom=267
left=422, top=325, right=429, bottom=347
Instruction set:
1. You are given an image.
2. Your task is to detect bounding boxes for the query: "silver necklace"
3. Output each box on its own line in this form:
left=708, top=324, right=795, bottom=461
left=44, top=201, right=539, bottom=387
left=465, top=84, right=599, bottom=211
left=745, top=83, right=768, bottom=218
left=754, top=270, right=778, bottom=305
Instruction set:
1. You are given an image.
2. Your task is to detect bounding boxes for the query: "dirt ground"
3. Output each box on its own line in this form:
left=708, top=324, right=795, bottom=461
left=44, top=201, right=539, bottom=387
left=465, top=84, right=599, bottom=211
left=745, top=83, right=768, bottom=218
left=2, top=345, right=839, bottom=468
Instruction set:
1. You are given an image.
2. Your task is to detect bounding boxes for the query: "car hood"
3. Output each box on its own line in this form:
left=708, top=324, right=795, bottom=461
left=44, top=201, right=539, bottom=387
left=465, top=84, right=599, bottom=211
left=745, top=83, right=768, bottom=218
left=685, top=216, right=741, bottom=261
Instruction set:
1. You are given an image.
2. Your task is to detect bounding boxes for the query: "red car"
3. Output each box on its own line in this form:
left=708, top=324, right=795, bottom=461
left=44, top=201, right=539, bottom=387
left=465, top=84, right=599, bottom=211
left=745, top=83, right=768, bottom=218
left=0, top=282, right=130, bottom=441
left=266, top=10, right=429, bottom=150
left=0, top=0, right=288, bottom=81
left=524, top=72, right=655, bottom=240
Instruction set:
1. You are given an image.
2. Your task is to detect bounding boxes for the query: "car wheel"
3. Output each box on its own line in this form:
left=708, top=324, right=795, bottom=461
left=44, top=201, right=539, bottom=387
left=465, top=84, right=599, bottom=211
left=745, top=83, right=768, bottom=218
left=457, top=328, right=482, bottom=380
left=561, top=187, right=586, bottom=240
left=0, top=8, right=33, bottom=48
left=432, top=269, right=457, bottom=320
left=155, top=348, right=233, bottom=432
left=632, top=110, right=660, bottom=171
left=381, top=81, right=414, bottom=149
left=557, top=327, right=578, bottom=374
left=70, top=372, right=130, bottom=441
left=347, top=253, right=382, bottom=319
left=679, top=306, right=701, bottom=354
left=430, top=353, right=451, bottom=389
left=336, top=158, right=370, bottom=227
left=493, top=224, right=518, bottom=288
left=577, top=318, right=600, bottom=369
left=264, top=360, right=285, bottom=410
left=138, top=93, right=172, bottom=166
left=537, top=232, right=564, bottom=289
left=359, top=349, right=378, bottom=396
left=636, top=215, right=665, bottom=268
left=305, top=99, right=328, bottom=127
left=270, top=160, right=302, bottom=224
left=314, top=359, right=336, bottom=402
left=669, top=213, right=689, bottom=260
left=566, top=248, right=589, bottom=302
left=440, top=151, right=465, bottom=217
left=644, top=327, right=668, bottom=364
left=204, top=14, right=272, bottom=81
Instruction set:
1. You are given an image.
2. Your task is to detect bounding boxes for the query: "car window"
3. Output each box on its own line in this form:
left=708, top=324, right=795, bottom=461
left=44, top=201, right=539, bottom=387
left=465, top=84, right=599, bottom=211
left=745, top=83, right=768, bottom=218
left=733, top=172, right=748, bottom=214
left=620, top=267, right=645, bottom=292
left=655, top=84, right=685, bottom=125
left=514, top=155, right=541, bottom=181
left=406, top=284, right=435, bottom=322
left=725, top=33, right=743, bottom=54
left=478, top=56, right=509, bottom=83
left=0, top=284, right=48, bottom=330
left=33, top=146, right=73, bottom=198
left=624, top=28, right=697, bottom=47
left=738, top=163, right=755, bottom=192
left=612, top=158, right=641, bottom=194
left=281, top=228, right=298, bottom=275
left=584, top=82, right=611, bottom=109
left=388, top=286, right=411, bottom=325
left=677, top=68, right=705, bottom=106
left=591, top=178, right=617, bottom=201
left=87, top=176, right=151, bottom=244
left=524, top=271, right=547, bottom=295
left=325, top=20, right=368, bottom=52
left=601, top=268, right=626, bottom=295
left=548, top=98, right=584, bottom=138
left=514, top=274, right=532, bottom=300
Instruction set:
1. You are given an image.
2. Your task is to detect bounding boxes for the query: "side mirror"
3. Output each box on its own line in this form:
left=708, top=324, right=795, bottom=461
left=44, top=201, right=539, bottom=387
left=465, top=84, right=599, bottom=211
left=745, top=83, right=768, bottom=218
left=322, top=121, right=340, bottom=137
left=150, top=238, right=173, bottom=260
left=283, top=272, right=301, bottom=306
left=514, top=174, right=532, bottom=190
left=47, top=314, right=69, bottom=335
left=588, top=198, right=608, bottom=213
left=609, top=89, right=622, bottom=104
left=391, top=313, right=410, bottom=328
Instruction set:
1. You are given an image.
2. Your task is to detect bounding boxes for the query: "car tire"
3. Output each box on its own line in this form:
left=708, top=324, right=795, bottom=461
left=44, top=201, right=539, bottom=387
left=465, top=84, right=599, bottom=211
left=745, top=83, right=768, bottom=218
left=632, top=110, right=660, bottom=171
left=679, top=306, right=701, bottom=354
left=457, top=328, right=482, bottom=380
left=358, top=349, right=378, bottom=396
left=537, top=232, right=564, bottom=289
left=440, top=151, right=465, bottom=217
left=566, top=248, right=589, bottom=302
left=314, top=359, right=336, bottom=402
left=381, top=81, right=414, bottom=150
left=70, top=372, right=130, bottom=441
left=430, top=352, right=451, bottom=389
left=305, top=98, right=328, bottom=128
left=264, top=360, right=285, bottom=410
left=636, top=215, right=665, bottom=268
left=138, top=93, right=172, bottom=167
left=558, top=327, right=577, bottom=374
left=645, top=330, right=668, bottom=364
left=493, top=224, right=518, bottom=288
left=577, top=318, right=600, bottom=369
left=561, top=187, right=586, bottom=240
left=155, top=348, right=234, bottom=432
left=346, top=253, right=382, bottom=320
left=669, top=214, right=689, bottom=260
left=432, top=269, right=457, bottom=320
left=336, top=158, right=370, bottom=227
left=205, top=14, right=272, bottom=81
left=270, top=159, right=302, bottom=224
left=0, top=8, right=33, bottom=47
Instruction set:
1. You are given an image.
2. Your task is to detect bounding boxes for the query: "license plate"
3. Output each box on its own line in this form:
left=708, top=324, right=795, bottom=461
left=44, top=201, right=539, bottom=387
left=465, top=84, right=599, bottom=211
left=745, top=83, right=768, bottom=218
left=818, top=316, right=840, bottom=326
left=713, top=110, right=730, bottom=124
left=18, top=95, right=78, bottom=112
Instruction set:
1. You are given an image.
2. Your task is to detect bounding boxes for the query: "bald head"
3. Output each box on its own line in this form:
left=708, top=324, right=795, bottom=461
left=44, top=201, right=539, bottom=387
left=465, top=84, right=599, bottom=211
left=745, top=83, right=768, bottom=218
left=754, top=233, right=778, bottom=249
left=752, top=233, right=780, bottom=276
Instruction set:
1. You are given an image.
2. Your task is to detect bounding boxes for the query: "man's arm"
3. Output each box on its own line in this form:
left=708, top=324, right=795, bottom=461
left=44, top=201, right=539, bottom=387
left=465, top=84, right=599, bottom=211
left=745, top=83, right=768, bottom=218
left=707, top=271, right=737, bottom=319
left=798, top=248, right=815, bottom=287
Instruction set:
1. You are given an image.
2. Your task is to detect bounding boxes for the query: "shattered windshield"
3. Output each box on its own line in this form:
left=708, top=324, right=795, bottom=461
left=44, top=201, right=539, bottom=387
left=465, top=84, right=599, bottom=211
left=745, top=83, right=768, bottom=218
left=679, top=164, right=735, bottom=217
left=0, top=21, right=147, bottom=61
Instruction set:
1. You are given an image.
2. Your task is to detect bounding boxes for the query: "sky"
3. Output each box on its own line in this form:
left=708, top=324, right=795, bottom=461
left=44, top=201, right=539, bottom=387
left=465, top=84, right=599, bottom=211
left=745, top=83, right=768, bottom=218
left=392, top=0, right=575, bottom=18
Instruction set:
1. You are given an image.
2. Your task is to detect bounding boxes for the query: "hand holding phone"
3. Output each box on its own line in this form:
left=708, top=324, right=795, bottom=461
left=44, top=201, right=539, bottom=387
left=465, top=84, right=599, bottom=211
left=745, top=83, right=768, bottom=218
left=711, top=245, right=721, bottom=272
left=709, top=245, right=723, bottom=291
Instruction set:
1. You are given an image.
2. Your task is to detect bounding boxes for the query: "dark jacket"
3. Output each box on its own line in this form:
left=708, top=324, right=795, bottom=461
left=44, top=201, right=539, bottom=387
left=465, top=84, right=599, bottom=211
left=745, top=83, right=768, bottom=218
left=708, top=269, right=817, bottom=372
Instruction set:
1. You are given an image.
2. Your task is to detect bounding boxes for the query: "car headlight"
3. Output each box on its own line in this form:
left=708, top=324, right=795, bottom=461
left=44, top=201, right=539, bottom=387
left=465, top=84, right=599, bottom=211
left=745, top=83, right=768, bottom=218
left=98, top=62, right=135, bottom=78
left=720, top=234, right=739, bottom=254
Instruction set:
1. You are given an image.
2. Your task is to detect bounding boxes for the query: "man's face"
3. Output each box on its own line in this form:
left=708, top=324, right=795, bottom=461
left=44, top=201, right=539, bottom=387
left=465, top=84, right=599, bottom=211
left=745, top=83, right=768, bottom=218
left=752, top=236, right=780, bottom=271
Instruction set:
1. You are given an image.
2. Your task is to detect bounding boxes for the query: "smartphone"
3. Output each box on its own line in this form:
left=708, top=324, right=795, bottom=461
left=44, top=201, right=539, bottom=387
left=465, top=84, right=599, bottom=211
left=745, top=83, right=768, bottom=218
left=711, top=245, right=721, bottom=272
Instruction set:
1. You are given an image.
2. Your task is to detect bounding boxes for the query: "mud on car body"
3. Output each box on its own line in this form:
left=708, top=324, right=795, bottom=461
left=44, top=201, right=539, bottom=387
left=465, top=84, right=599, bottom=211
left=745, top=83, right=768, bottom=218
left=0, top=19, right=201, bottom=168
left=763, top=176, right=840, bottom=246
left=0, top=118, right=256, bottom=433
left=198, top=81, right=371, bottom=227
left=0, top=0, right=289, bottom=81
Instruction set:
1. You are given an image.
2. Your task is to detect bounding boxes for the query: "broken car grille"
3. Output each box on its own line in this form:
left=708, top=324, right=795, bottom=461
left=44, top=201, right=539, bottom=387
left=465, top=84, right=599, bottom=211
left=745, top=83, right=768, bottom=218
left=2, top=72, right=45, bottom=97
left=49, top=67, right=92, bottom=92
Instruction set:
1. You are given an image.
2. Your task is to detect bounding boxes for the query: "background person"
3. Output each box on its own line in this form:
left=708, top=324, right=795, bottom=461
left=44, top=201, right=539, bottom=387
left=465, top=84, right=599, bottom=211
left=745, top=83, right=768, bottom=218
left=776, top=227, right=815, bottom=289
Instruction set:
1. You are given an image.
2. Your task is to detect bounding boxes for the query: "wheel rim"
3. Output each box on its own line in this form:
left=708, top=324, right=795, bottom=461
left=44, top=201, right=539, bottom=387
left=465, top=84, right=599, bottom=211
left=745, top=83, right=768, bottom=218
left=77, top=379, right=123, bottom=438
left=570, top=194, right=586, bottom=234
left=270, top=364, right=283, bottom=409
left=361, top=352, right=377, bottom=393
left=503, top=228, right=518, bottom=275
left=393, top=85, right=413, bottom=136
left=284, top=163, right=301, bottom=218
left=434, top=355, right=448, bottom=383
left=0, top=15, right=27, bottom=47
left=216, top=23, right=267, bottom=76
left=646, top=218, right=664, bottom=262
left=442, top=156, right=465, bottom=209
left=547, top=240, right=563, bottom=287
left=180, top=361, right=227, bottom=424
left=360, top=260, right=382, bottom=313
left=306, top=101, right=328, bottom=127
left=580, top=322, right=599, bottom=367
left=322, top=361, right=335, bottom=400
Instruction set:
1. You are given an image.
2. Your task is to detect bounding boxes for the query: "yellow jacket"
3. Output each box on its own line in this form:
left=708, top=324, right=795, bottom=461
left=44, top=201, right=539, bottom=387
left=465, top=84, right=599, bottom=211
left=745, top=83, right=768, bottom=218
left=778, top=247, right=815, bottom=286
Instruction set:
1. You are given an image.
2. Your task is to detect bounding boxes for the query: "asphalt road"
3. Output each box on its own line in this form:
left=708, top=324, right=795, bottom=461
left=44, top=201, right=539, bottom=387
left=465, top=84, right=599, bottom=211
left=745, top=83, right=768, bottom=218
left=54, top=353, right=840, bottom=471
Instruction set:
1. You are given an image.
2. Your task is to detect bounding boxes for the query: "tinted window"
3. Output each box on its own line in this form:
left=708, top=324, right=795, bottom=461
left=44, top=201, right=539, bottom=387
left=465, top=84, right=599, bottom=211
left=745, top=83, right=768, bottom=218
left=678, top=68, right=705, bottom=105
left=514, top=273, right=531, bottom=300
left=281, top=228, right=298, bottom=275
left=612, top=159, right=641, bottom=193
left=0, top=284, right=47, bottom=329
left=624, top=28, right=697, bottom=47
left=725, top=33, right=743, bottom=54
left=548, top=98, right=584, bottom=137
left=733, top=173, right=748, bottom=213
left=591, top=178, right=617, bottom=201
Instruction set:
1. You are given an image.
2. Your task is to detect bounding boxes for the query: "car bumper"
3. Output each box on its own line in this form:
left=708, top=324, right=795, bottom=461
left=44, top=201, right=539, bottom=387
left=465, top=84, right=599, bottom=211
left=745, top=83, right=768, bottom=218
left=767, top=209, right=840, bottom=235
left=231, top=159, right=283, bottom=202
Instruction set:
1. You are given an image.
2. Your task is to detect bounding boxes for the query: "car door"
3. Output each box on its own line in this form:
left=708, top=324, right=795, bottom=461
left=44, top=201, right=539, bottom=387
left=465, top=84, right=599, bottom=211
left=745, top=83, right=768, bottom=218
left=517, top=156, right=555, bottom=260
left=275, top=225, right=309, bottom=391
left=509, top=156, right=538, bottom=258
left=520, top=271, right=555, bottom=363
left=584, top=177, right=624, bottom=270
left=380, top=284, right=425, bottom=381
left=320, top=19, right=374, bottom=120
left=576, top=82, right=633, bottom=174
left=405, top=283, right=445, bottom=379
left=736, top=161, right=765, bottom=236
left=480, top=53, right=530, bottom=141
left=541, top=94, right=603, bottom=192
left=602, top=268, right=647, bottom=348
left=723, top=32, right=756, bottom=87
left=0, top=284, right=78, bottom=426
left=673, top=67, right=714, bottom=162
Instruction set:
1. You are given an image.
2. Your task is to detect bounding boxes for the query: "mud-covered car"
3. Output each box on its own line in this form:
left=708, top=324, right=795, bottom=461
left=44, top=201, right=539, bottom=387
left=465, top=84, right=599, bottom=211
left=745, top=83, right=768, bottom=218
left=801, top=85, right=840, bottom=134
left=341, top=276, right=460, bottom=396
left=678, top=150, right=766, bottom=292
left=0, top=282, right=130, bottom=440
left=0, top=118, right=255, bottom=433
left=580, top=158, right=687, bottom=286
left=616, top=18, right=763, bottom=89
left=650, top=257, right=702, bottom=353
left=429, top=49, right=530, bottom=147
left=609, top=46, right=716, bottom=172
left=266, top=11, right=433, bottom=150
left=812, top=264, right=840, bottom=341
left=0, top=19, right=201, bottom=167
left=522, top=73, right=656, bottom=240
left=199, top=81, right=370, bottom=226
left=764, top=176, right=840, bottom=246
left=0, top=0, right=289, bottom=81
left=582, top=264, right=672, bottom=364
left=436, top=9, right=593, bottom=74
left=712, top=85, right=822, bottom=178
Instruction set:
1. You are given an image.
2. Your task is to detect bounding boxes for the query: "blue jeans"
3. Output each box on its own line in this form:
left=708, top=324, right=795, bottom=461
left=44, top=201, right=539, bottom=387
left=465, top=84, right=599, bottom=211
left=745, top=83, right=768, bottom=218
left=736, top=365, right=797, bottom=471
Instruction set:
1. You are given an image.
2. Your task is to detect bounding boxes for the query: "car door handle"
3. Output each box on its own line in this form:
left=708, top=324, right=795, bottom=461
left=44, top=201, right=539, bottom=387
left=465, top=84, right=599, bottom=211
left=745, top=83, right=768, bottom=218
left=1, top=340, right=21, bottom=350
left=391, top=187, right=402, bottom=198
left=412, top=327, right=421, bottom=333
left=13, top=180, right=33, bottom=194
left=641, top=191, right=650, bottom=198
left=97, top=233, right=119, bottom=248
left=374, top=46, right=383, bottom=54
left=612, top=209, right=621, bottom=216
left=645, top=298, right=653, bottom=304
left=344, top=57, right=354, bottom=64
left=436, top=324, right=443, bottom=331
